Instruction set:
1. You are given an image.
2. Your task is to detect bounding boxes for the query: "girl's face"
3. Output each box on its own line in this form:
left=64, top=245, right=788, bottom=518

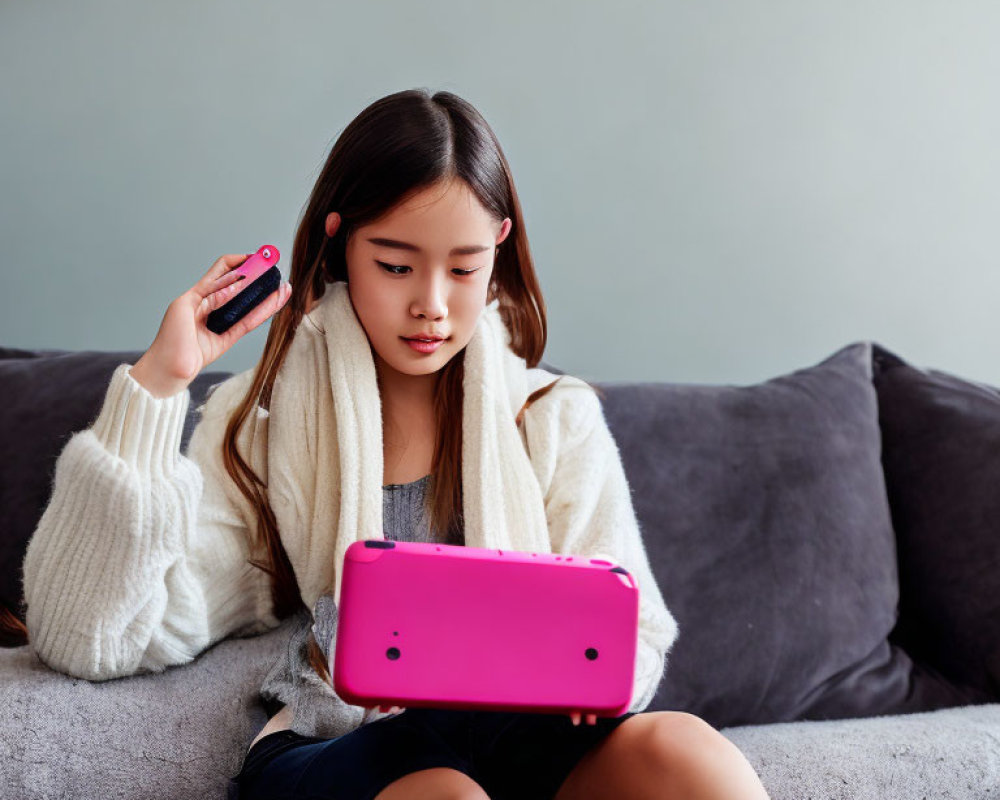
left=338, top=179, right=511, bottom=385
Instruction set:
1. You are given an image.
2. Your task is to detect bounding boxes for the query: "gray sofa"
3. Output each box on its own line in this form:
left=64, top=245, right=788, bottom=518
left=2, top=340, right=998, bottom=799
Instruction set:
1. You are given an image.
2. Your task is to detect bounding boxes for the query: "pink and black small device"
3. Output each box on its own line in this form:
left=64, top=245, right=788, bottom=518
left=332, top=540, right=639, bottom=718
left=206, top=245, right=282, bottom=335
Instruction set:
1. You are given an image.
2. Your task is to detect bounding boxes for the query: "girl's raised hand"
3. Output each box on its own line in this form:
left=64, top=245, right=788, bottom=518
left=130, top=253, right=292, bottom=398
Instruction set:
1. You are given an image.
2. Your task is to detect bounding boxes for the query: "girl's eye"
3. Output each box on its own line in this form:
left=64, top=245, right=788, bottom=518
left=376, top=261, right=478, bottom=277
left=376, top=261, right=410, bottom=275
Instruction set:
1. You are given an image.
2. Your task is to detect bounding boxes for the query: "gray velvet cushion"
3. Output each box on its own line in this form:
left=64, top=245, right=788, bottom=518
left=872, top=343, right=1000, bottom=699
left=597, top=341, right=992, bottom=729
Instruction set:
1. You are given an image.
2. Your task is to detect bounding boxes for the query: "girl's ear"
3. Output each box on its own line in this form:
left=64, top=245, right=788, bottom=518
left=496, top=217, right=512, bottom=246
left=325, top=211, right=341, bottom=238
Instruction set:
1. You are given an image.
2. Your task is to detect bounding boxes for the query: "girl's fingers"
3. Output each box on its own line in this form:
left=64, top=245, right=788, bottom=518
left=586, top=714, right=598, bottom=725
left=212, top=265, right=249, bottom=287
left=193, top=253, right=251, bottom=300
left=201, top=269, right=248, bottom=312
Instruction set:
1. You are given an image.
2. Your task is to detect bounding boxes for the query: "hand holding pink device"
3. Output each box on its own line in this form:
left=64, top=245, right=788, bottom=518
left=128, top=248, right=291, bottom=399
left=206, top=245, right=283, bottom=335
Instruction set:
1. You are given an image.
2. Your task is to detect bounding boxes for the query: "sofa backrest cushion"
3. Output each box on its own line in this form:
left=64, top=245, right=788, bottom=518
left=596, top=341, right=991, bottom=729
left=872, top=343, right=1000, bottom=699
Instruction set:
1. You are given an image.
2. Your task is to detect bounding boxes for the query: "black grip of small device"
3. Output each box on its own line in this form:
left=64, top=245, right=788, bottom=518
left=206, top=265, right=282, bottom=335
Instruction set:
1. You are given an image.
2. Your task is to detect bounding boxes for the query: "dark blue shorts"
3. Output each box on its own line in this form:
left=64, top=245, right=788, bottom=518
left=228, top=707, right=638, bottom=800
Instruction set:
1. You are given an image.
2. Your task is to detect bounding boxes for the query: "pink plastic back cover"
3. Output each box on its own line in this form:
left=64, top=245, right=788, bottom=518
left=333, top=540, right=639, bottom=717
left=235, top=244, right=280, bottom=281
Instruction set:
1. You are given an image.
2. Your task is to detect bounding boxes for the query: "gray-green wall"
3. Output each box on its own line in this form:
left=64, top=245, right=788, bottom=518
left=3, top=1, right=998, bottom=386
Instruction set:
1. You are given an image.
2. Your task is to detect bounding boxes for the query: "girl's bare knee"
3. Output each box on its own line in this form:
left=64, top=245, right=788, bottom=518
left=373, top=766, right=490, bottom=800
left=646, top=713, right=771, bottom=800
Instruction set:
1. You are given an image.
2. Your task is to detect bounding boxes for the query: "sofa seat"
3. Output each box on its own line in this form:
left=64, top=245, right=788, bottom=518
left=4, top=615, right=997, bottom=800
left=722, top=703, right=1000, bottom=799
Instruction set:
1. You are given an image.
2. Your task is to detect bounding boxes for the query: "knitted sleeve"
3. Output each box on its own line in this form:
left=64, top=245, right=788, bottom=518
left=21, top=363, right=279, bottom=681
left=523, top=377, right=680, bottom=714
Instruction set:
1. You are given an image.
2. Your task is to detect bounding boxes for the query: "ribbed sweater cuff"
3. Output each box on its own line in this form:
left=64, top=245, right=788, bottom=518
left=91, top=363, right=191, bottom=476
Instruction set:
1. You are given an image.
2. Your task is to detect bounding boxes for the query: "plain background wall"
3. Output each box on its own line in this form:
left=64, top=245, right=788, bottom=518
left=2, top=1, right=999, bottom=386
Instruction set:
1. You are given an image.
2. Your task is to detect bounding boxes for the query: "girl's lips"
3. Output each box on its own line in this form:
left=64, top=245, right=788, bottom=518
left=402, top=337, right=447, bottom=354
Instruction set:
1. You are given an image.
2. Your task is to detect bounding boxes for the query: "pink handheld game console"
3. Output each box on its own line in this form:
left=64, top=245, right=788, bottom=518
left=332, top=539, right=639, bottom=718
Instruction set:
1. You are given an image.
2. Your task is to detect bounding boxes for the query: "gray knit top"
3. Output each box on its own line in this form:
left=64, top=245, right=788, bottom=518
left=257, top=473, right=464, bottom=739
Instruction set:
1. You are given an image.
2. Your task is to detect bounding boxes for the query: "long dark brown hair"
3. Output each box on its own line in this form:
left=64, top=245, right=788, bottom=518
left=4, top=89, right=605, bottom=692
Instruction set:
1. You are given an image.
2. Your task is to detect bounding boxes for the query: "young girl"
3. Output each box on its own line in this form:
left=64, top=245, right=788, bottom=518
left=22, top=88, right=771, bottom=799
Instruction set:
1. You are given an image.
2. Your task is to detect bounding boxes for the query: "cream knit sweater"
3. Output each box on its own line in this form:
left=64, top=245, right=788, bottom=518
left=22, top=281, right=679, bottom=717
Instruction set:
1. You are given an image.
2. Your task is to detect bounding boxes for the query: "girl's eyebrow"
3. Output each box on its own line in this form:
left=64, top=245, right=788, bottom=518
left=366, top=237, right=490, bottom=256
